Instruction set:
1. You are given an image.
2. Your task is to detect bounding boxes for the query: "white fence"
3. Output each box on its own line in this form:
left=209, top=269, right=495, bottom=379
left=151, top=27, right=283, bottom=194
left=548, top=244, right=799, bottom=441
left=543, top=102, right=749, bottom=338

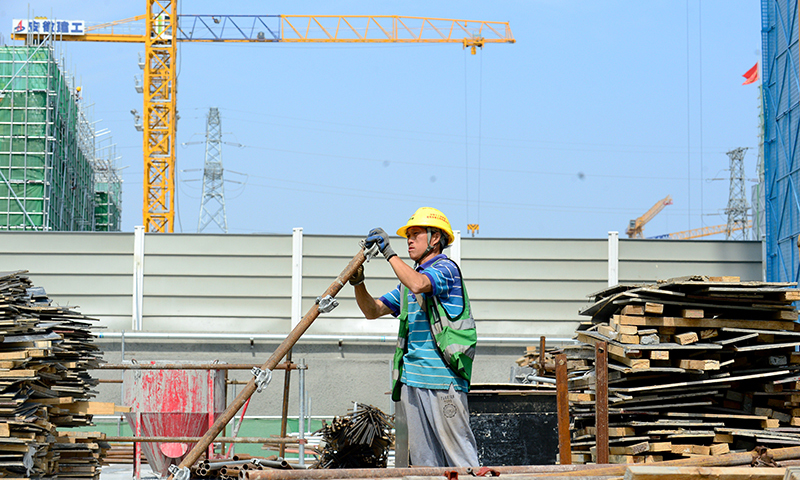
left=0, top=230, right=763, bottom=340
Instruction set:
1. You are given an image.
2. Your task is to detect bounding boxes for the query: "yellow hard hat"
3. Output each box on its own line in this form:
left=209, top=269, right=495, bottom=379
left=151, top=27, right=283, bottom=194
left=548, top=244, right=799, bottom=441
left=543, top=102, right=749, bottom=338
left=396, top=207, right=455, bottom=245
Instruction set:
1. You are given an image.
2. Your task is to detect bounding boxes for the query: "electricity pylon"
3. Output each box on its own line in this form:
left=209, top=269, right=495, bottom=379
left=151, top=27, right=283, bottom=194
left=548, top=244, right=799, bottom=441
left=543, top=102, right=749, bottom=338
left=725, top=147, right=750, bottom=240
left=197, top=107, right=228, bottom=233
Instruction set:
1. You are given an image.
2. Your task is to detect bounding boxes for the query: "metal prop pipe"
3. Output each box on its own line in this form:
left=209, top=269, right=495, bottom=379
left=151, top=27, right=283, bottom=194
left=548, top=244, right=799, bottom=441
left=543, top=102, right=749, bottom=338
left=538, top=336, right=546, bottom=376
left=279, top=355, right=293, bottom=458
left=555, top=353, right=571, bottom=465
left=97, top=362, right=297, bottom=370
left=170, top=248, right=368, bottom=478
left=241, top=446, right=800, bottom=480
left=203, top=459, right=255, bottom=469
left=220, top=467, right=241, bottom=477
left=298, top=361, right=306, bottom=467
left=522, top=374, right=556, bottom=384
left=594, top=341, right=609, bottom=465
left=397, top=476, right=629, bottom=480
left=532, top=445, right=800, bottom=477
left=95, top=331, right=576, bottom=346
left=242, top=464, right=627, bottom=480
left=252, top=459, right=291, bottom=470
left=105, top=436, right=297, bottom=444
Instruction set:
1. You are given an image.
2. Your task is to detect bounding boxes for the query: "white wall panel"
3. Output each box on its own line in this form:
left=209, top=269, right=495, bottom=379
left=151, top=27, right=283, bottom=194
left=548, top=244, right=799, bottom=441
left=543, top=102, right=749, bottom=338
left=0, top=232, right=133, bottom=323
left=1, top=254, right=132, bottom=274
left=468, top=280, right=606, bottom=301
left=141, top=316, right=289, bottom=334
left=142, top=276, right=287, bottom=297
left=461, top=238, right=607, bottom=260
left=619, top=239, right=762, bottom=282
left=0, top=232, right=763, bottom=338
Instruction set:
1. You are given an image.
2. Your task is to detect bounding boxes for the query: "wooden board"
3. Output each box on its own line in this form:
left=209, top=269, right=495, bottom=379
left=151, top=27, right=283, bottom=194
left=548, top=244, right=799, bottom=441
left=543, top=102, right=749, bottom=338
left=623, top=466, right=785, bottom=480
left=674, top=332, right=699, bottom=345
left=578, top=330, right=720, bottom=353
left=677, top=359, right=720, bottom=370
left=614, top=314, right=799, bottom=332
left=609, top=369, right=791, bottom=394
left=735, top=341, right=800, bottom=352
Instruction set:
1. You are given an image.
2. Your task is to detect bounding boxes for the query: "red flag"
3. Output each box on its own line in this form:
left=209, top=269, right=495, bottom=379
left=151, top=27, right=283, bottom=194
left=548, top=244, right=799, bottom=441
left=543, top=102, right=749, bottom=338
left=742, top=62, right=759, bottom=85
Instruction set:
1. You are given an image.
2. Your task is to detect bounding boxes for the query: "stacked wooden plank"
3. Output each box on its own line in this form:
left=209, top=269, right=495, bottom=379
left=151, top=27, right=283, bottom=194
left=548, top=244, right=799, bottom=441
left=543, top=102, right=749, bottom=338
left=53, top=432, right=108, bottom=478
left=0, top=270, right=109, bottom=478
left=570, top=275, right=800, bottom=465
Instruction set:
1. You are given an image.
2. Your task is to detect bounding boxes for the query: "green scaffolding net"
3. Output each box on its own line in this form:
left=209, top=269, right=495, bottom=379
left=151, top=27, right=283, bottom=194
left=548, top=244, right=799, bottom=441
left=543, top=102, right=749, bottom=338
left=0, top=45, right=122, bottom=231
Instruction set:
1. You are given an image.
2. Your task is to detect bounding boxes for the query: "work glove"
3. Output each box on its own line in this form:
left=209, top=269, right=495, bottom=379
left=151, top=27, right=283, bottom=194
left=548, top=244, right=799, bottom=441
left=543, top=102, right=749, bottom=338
left=349, top=265, right=365, bottom=286
left=365, top=227, right=397, bottom=261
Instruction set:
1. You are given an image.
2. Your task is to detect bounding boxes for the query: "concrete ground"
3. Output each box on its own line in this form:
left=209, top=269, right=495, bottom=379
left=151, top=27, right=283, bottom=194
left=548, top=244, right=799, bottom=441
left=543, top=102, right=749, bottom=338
left=100, top=464, right=159, bottom=480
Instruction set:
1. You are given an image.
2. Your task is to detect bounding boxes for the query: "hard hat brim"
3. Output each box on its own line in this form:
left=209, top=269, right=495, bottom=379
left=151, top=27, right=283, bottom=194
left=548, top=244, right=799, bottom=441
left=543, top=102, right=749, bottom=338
left=396, top=225, right=454, bottom=245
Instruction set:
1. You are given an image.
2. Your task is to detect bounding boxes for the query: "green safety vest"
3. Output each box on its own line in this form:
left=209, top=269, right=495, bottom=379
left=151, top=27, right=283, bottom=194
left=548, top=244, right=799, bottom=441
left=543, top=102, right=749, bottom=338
left=391, top=259, right=477, bottom=402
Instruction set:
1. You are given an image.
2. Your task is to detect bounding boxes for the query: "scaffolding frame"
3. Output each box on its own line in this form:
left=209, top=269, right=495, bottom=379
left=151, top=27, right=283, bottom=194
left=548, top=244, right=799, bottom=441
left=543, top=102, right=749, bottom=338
left=94, top=360, right=309, bottom=471
left=762, top=0, right=800, bottom=282
left=94, top=134, right=123, bottom=231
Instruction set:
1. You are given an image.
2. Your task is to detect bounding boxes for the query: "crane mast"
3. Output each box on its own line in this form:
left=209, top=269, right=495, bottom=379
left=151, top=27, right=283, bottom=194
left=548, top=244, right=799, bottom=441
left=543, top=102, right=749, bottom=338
left=143, top=0, right=178, bottom=233
left=12, top=10, right=515, bottom=232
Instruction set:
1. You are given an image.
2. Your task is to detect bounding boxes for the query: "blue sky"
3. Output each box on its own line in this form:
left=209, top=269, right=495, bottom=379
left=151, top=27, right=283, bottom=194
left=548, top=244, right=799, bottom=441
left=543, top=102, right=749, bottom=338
left=1, top=1, right=762, bottom=239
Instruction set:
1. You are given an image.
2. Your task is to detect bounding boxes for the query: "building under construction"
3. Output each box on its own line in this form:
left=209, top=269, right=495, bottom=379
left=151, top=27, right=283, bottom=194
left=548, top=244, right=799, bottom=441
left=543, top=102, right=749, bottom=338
left=0, top=44, right=121, bottom=231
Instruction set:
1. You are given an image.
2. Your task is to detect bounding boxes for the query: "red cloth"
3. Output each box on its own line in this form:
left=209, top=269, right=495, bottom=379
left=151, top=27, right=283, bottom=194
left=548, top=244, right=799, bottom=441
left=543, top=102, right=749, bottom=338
left=743, top=62, right=759, bottom=85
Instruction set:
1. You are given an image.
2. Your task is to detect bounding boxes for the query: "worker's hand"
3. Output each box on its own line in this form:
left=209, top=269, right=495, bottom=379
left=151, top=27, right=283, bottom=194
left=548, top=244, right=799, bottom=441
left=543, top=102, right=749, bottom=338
left=366, top=228, right=397, bottom=261
left=349, top=265, right=365, bottom=286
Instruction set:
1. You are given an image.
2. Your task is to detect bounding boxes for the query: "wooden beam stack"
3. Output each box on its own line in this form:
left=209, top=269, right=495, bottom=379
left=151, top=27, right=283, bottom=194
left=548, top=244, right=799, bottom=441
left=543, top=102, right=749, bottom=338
left=570, top=275, right=800, bottom=465
left=0, top=270, right=109, bottom=478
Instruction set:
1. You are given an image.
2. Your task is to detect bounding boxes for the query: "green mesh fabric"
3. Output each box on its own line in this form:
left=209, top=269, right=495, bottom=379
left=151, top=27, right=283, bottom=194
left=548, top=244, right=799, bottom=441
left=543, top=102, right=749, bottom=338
left=0, top=45, right=120, bottom=231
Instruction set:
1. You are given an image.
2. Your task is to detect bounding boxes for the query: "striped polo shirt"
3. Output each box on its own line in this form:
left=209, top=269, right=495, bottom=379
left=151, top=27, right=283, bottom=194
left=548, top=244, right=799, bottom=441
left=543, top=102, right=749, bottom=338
left=379, top=254, right=469, bottom=392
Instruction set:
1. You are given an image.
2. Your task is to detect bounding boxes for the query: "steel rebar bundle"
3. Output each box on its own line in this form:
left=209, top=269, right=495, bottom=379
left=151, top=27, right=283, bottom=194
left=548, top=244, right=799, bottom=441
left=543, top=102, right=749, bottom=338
left=315, top=404, right=394, bottom=469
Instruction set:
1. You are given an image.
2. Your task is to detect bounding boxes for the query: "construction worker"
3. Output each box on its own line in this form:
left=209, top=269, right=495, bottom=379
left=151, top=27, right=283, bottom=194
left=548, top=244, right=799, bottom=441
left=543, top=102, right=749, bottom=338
left=350, top=207, right=479, bottom=467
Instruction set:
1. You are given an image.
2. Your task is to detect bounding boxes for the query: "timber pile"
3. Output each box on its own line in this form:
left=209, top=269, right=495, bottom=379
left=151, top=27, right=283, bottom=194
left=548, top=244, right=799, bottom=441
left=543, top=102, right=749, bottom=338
left=516, top=345, right=556, bottom=371
left=570, top=275, right=800, bottom=465
left=53, top=432, right=108, bottom=478
left=515, top=344, right=593, bottom=385
left=0, top=270, right=110, bottom=478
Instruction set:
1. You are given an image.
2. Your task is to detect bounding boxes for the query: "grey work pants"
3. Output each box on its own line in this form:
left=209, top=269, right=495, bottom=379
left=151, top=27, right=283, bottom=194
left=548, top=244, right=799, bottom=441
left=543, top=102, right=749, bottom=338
left=397, top=384, right=480, bottom=468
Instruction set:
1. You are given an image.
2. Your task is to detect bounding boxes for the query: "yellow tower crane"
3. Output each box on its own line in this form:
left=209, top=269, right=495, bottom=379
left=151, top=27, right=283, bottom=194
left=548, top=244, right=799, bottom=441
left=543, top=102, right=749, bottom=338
left=13, top=4, right=515, bottom=232
left=625, top=195, right=673, bottom=238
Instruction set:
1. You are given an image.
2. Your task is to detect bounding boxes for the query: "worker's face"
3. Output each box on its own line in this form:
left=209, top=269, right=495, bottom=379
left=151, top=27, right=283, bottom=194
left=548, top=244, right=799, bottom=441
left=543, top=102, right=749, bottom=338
left=406, top=227, right=440, bottom=263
